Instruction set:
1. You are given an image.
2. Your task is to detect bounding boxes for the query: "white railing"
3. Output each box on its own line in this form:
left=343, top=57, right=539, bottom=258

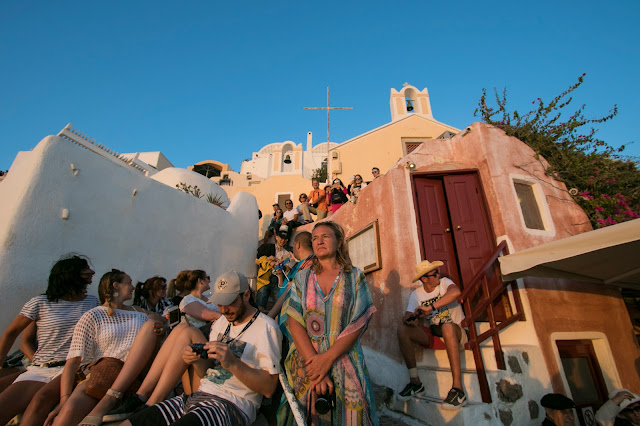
left=57, top=123, right=153, bottom=175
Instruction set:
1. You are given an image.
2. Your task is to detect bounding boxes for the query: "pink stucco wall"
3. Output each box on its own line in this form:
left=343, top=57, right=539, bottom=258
left=307, top=122, right=633, bottom=368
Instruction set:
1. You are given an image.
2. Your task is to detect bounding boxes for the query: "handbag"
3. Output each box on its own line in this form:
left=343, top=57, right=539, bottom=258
left=85, top=357, right=124, bottom=399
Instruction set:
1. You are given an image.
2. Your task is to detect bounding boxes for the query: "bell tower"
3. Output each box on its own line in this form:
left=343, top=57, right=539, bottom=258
left=390, top=83, right=434, bottom=121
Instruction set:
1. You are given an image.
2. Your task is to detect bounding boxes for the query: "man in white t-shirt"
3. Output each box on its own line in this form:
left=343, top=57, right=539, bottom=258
left=397, top=260, right=468, bottom=410
left=124, top=270, right=282, bottom=426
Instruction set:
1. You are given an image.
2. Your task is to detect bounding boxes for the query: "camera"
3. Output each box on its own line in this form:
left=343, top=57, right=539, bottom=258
left=189, top=343, right=209, bottom=359
left=315, top=391, right=335, bottom=415
left=405, top=314, right=419, bottom=323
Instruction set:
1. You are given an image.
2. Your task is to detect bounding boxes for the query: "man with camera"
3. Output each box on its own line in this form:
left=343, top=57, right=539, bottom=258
left=122, top=270, right=283, bottom=426
left=307, top=179, right=328, bottom=220
left=396, top=260, right=468, bottom=409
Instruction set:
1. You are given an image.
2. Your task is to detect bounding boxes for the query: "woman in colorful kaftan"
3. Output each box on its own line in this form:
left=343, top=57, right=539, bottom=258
left=277, top=221, right=378, bottom=426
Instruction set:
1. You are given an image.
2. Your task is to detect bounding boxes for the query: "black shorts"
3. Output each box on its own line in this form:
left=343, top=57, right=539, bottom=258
left=128, top=392, right=249, bottom=426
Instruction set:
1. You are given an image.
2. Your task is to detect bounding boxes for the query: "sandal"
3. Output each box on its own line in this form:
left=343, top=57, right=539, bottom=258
left=79, top=415, right=103, bottom=426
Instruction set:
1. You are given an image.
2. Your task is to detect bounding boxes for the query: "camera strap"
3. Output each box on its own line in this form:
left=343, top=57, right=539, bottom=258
left=221, top=309, right=260, bottom=344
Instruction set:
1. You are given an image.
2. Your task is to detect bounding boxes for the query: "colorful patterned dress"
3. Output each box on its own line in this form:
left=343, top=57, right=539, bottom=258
left=277, top=266, right=378, bottom=426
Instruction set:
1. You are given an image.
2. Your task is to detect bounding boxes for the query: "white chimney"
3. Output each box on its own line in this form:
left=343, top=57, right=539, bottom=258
left=306, top=132, right=312, bottom=152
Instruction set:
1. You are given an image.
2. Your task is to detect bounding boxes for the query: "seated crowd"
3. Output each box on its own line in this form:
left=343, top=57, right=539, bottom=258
left=0, top=220, right=381, bottom=426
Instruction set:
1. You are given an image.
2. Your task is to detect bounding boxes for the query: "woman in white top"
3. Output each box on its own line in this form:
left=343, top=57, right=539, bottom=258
left=0, top=255, right=99, bottom=426
left=179, top=270, right=221, bottom=331
left=47, top=269, right=163, bottom=426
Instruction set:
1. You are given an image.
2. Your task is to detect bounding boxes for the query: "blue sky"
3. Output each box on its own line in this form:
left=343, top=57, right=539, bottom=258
left=1, top=1, right=639, bottom=172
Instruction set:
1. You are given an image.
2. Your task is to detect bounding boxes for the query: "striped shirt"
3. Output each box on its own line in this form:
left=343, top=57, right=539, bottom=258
left=19, top=295, right=99, bottom=365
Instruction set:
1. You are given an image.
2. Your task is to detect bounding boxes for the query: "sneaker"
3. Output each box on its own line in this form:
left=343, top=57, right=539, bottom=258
left=102, top=394, right=146, bottom=422
left=398, top=382, right=425, bottom=399
left=442, top=387, right=467, bottom=410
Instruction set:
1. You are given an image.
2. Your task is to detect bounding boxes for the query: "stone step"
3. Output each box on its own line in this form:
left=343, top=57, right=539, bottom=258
left=415, top=367, right=482, bottom=402
left=391, top=394, right=499, bottom=426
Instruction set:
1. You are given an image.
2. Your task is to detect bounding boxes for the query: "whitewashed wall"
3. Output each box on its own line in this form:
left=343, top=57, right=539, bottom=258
left=0, top=135, right=258, bottom=340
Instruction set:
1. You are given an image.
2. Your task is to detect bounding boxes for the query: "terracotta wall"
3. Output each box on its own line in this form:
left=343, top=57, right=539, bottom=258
left=525, top=277, right=640, bottom=391
left=298, top=165, right=421, bottom=361
left=304, top=122, right=638, bottom=380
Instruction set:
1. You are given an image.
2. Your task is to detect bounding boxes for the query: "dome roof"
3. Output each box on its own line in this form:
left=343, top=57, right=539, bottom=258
left=151, top=167, right=230, bottom=208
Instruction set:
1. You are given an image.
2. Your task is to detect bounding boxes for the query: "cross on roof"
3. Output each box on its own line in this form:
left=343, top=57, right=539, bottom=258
left=304, top=87, right=353, bottom=143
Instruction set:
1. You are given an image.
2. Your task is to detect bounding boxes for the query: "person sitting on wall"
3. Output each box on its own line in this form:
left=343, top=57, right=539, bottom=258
left=327, top=178, right=348, bottom=216
left=296, top=193, right=315, bottom=225
left=540, top=393, right=576, bottom=425
left=118, top=271, right=283, bottom=426
left=179, top=271, right=222, bottom=336
left=595, top=389, right=640, bottom=426
left=308, top=179, right=328, bottom=220
left=347, top=174, right=367, bottom=204
left=133, top=276, right=174, bottom=315
left=167, top=270, right=190, bottom=307
left=261, top=204, right=283, bottom=245
left=0, top=254, right=99, bottom=426
left=371, top=167, right=381, bottom=180
left=396, top=260, right=468, bottom=409
left=282, top=199, right=303, bottom=231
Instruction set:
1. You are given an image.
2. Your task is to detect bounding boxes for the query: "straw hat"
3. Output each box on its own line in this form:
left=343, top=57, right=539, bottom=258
left=412, top=260, right=444, bottom=282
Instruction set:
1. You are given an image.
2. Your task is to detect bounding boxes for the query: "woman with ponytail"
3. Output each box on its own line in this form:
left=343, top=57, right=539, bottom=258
left=179, top=270, right=221, bottom=334
left=133, top=276, right=173, bottom=315
left=47, top=269, right=163, bottom=426
left=168, top=270, right=190, bottom=306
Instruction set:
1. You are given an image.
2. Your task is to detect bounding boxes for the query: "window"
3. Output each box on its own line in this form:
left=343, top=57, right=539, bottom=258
left=557, top=340, right=608, bottom=424
left=513, top=181, right=545, bottom=230
left=402, top=137, right=430, bottom=156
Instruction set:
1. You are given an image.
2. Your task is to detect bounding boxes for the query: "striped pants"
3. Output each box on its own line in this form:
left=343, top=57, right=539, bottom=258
left=128, top=392, right=249, bottom=426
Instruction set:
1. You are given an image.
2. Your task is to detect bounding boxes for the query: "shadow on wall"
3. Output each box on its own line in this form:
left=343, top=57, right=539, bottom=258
left=362, top=268, right=405, bottom=362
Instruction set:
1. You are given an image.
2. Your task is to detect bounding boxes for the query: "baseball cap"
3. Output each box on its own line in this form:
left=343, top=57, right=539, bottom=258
left=540, top=393, right=575, bottom=410
left=208, top=270, right=250, bottom=306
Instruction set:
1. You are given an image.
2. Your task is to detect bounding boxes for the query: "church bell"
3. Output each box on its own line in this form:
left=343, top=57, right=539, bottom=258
left=406, top=99, right=414, bottom=112
left=284, top=154, right=292, bottom=164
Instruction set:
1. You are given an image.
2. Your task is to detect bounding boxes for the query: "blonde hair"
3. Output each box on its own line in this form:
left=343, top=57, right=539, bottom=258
left=311, top=221, right=352, bottom=274
left=98, top=269, right=127, bottom=316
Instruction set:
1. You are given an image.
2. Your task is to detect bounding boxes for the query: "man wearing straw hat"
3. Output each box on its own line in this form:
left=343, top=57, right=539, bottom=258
left=396, top=260, right=468, bottom=409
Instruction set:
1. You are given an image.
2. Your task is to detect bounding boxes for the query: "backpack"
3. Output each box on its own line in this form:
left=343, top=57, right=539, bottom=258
left=331, top=188, right=347, bottom=204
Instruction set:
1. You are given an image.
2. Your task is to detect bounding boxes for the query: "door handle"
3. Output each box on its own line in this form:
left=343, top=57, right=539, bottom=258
left=456, top=225, right=462, bottom=230
left=445, top=228, right=450, bottom=233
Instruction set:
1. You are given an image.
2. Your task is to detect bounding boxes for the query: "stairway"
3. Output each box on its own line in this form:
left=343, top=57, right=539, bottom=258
left=388, top=345, right=546, bottom=426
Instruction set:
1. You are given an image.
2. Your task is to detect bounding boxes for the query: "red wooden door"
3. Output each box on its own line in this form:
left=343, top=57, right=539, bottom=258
left=444, top=174, right=495, bottom=287
left=413, top=177, right=460, bottom=284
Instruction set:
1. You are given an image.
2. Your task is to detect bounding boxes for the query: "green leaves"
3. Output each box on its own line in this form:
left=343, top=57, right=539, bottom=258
left=475, top=75, right=639, bottom=228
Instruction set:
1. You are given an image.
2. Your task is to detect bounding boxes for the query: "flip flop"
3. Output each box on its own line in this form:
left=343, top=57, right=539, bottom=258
left=79, top=415, right=103, bottom=426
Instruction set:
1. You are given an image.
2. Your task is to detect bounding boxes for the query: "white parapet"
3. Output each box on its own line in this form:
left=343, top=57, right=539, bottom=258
left=0, top=134, right=258, bottom=341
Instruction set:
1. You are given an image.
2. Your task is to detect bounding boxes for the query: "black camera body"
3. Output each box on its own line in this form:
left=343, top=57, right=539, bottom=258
left=315, top=391, right=335, bottom=415
left=405, top=314, right=419, bottom=323
left=189, top=343, right=209, bottom=359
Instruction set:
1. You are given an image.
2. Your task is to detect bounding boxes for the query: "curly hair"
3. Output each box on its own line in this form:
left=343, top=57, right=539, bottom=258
left=133, top=276, right=167, bottom=306
left=311, top=221, right=352, bottom=274
left=45, top=254, right=92, bottom=302
left=168, top=270, right=190, bottom=298
left=183, top=270, right=207, bottom=292
left=98, top=269, right=127, bottom=316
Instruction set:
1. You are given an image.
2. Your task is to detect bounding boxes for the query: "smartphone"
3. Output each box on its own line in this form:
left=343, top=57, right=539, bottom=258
left=165, top=306, right=181, bottom=329
left=189, top=343, right=209, bottom=359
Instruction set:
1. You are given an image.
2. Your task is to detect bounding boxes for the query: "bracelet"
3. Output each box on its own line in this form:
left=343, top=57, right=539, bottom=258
left=430, top=302, right=436, bottom=311
left=60, top=393, right=71, bottom=399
